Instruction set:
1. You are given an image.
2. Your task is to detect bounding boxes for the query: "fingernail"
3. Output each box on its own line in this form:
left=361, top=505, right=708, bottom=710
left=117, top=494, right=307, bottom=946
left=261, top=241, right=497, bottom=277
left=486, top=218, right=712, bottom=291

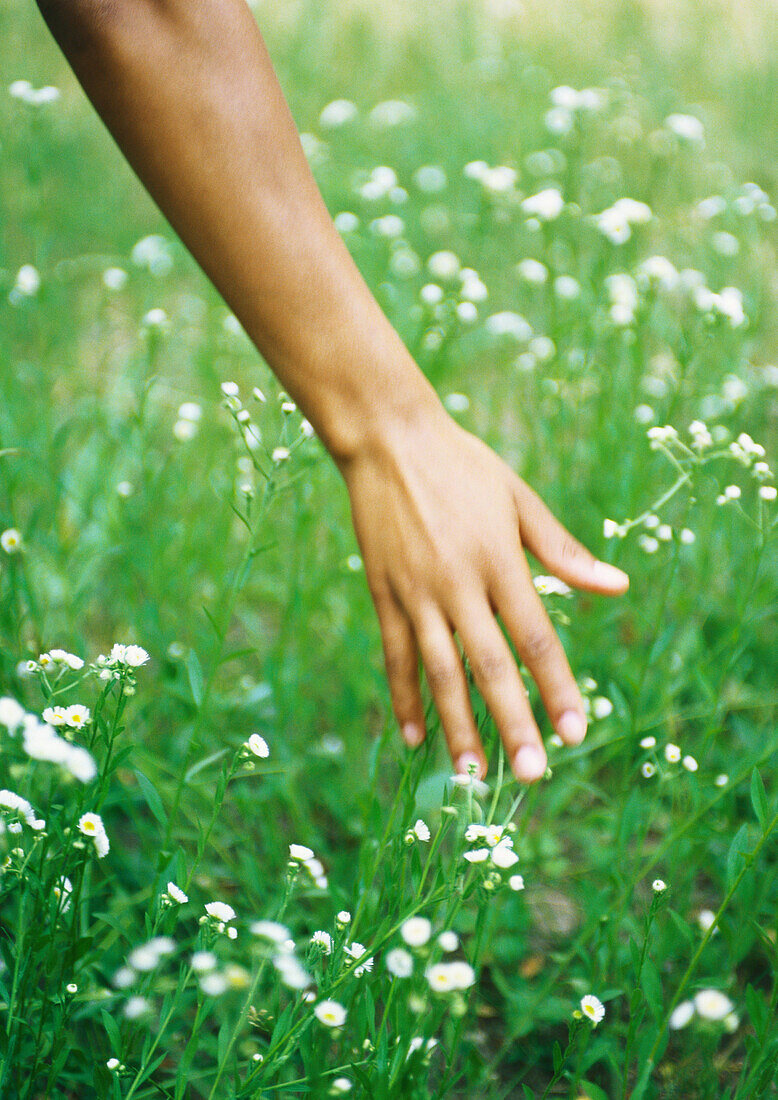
left=557, top=710, right=587, bottom=746
left=456, top=751, right=483, bottom=778
left=513, top=744, right=547, bottom=783
left=403, top=722, right=425, bottom=748
left=594, top=560, right=630, bottom=590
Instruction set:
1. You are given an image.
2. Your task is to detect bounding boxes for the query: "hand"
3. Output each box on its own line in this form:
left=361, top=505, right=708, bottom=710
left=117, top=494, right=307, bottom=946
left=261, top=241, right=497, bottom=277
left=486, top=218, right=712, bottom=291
left=342, top=403, right=629, bottom=783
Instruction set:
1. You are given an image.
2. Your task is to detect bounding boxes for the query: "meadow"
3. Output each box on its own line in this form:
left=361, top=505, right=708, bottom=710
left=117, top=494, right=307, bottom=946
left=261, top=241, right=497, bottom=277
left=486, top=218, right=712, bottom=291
left=1, top=0, right=778, bottom=1095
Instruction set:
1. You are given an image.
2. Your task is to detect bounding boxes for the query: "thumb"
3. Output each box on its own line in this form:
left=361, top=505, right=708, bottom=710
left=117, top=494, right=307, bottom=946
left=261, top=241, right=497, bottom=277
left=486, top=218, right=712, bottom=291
left=514, top=481, right=629, bottom=595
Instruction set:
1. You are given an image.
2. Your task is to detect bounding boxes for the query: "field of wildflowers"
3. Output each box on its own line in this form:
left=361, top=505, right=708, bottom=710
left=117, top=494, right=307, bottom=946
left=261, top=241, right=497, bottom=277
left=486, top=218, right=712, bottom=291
left=2, top=0, right=778, bottom=1095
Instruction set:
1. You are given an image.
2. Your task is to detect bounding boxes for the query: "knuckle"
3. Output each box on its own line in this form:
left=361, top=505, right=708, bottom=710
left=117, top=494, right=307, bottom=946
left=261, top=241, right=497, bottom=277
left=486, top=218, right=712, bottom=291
left=522, top=628, right=556, bottom=664
left=425, top=659, right=460, bottom=692
left=559, top=533, right=586, bottom=563
left=471, top=649, right=511, bottom=683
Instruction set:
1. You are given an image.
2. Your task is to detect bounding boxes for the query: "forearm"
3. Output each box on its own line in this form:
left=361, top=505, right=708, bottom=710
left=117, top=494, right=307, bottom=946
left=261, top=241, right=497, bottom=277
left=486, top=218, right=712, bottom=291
left=37, top=0, right=442, bottom=464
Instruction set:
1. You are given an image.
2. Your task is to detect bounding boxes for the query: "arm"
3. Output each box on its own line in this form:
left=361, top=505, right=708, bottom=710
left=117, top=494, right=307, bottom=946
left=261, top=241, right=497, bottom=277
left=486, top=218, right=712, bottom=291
left=38, top=0, right=629, bottom=782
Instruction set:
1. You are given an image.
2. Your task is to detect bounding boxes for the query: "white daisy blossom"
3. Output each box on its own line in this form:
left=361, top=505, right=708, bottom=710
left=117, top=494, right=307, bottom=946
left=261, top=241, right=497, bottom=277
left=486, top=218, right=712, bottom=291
left=491, top=842, right=520, bottom=870
left=463, top=848, right=490, bottom=864
left=682, top=755, right=698, bottom=772
left=412, top=819, right=431, bottom=842
left=665, top=113, right=705, bottom=143
left=1, top=529, right=23, bottom=554
left=310, top=930, right=332, bottom=954
left=592, top=697, right=613, bottom=720
left=106, top=1058, right=121, bottom=1071
left=533, top=575, right=572, bottom=597
left=63, top=704, right=90, bottom=729
left=273, top=954, right=310, bottom=990
left=21, top=717, right=97, bottom=782
left=652, top=879, right=667, bottom=893
left=191, top=951, right=217, bottom=972
left=314, top=999, right=347, bottom=1027
left=319, top=99, right=358, bottom=127
left=386, top=947, right=414, bottom=977
left=205, top=902, right=236, bottom=922
left=664, top=743, right=682, bottom=763
left=166, top=882, right=188, bottom=904
left=697, top=909, right=717, bottom=933
left=53, top=876, right=73, bottom=912
left=250, top=920, right=291, bottom=943
left=438, top=930, right=459, bottom=952
left=401, top=916, right=432, bottom=947
left=694, top=989, right=734, bottom=1020
left=669, top=1000, right=696, bottom=1029
left=522, top=188, right=564, bottom=221
left=580, top=994, right=605, bottom=1025
left=0, top=697, right=26, bottom=731
left=426, top=960, right=476, bottom=992
left=246, top=733, right=269, bottom=758
left=344, top=942, right=373, bottom=976
left=78, top=812, right=109, bottom=857
left=124, top=996, right=151, bottom=1019
left=509, top=874, right=525, bottom=891
left=640, top=736, right=657, bottom=749
left=641, top=762, right=656, bottom=778
left=46, top=648, right=84, bottom=670
left=200, top=972, right=229, bottom=996
left=289, top=843, right=315, bottom=862
left=0, top=790, right=46, bottom=831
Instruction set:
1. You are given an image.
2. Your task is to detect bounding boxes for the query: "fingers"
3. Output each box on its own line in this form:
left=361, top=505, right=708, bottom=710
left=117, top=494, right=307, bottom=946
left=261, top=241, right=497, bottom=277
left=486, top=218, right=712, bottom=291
left=490, top=559, right=588, bottom=751
left=374, top=592, right=426, bottom=748
left=412, top=608, right=487, bottom=778
left=514, top=481, right=629, bottom=595
left=454, top=604, right=548, bottom=783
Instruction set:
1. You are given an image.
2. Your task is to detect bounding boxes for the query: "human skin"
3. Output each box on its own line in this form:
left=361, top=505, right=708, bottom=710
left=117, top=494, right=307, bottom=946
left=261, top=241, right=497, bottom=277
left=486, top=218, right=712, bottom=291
left=36, top=0, right=629, bottom=783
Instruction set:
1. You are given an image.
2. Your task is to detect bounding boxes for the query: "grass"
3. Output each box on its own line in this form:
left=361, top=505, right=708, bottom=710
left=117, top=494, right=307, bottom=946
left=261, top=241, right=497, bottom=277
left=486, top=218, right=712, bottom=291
left=1, top=0, right=777, bottom=1096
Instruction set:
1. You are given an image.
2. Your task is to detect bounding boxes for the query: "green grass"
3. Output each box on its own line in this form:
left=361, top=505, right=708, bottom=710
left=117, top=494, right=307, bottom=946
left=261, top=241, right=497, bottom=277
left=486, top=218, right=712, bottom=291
left=1, top=1, right=777, bottom=1096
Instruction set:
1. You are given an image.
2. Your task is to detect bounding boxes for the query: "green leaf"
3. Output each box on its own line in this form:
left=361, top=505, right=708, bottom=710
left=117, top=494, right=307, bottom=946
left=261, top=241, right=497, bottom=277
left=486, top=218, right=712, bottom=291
left=101, top=1008, right=121, bottom=1051
left=186, top=648, right=205, bottom=708
left=134, top=769, right=168, bottom=828
left=640, top=957, right=663, bottom=1021
left=726, top=823, right=750, bottom=889
left=750, top=768, right=769, bottom=833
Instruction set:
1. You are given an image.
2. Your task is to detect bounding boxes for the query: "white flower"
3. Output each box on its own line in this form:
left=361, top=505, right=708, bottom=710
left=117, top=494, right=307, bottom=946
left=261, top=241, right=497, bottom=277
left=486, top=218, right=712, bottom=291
left=664, top=743, right=682, bottom=763
left=485, top=311, right=532, bottom=341
left=464, top=848, right=490, bottom=864
left=142, top=308, right=168, bottom=328
left=640, top=736, right=656, bottom=749
left=669, top=1000, right=695, bottom=1029
left=1, top=529, right=23, bottom=554
left=580, top=994, right=605, bottom=1025
left=714, top=774, right=729, bottom=787
left=491, top=842, right=520, bottom=870
left=591, top=696, right=613, bottom=720
left=0, top=789, right=46, bottom=830
left=694, top=989, right=734, bottom=1020
left=509, top=874, right=525, bottom=891
left=289, top=843, right=315, bottom=862
left=665, top=113, right=705, bottom=143
left=517, top=258, right=548, bottom=285
left=191, top=951, right=217, bottom=973
left=554, top=275, right=581, bottom=299
left=427, top=251, right=460, bottom=280
left=464, top=824, right=487, bottom=842
left=447, top=960, right=476, bottom=989
left=682, top=755, right=698, bottom=772
left=759, top=485, right=777, bottom=501
left=336, top=910, right=351, bottom=925
left=413, top=165, right=447, bottom=193
left=246, top=733, right=269, bottom=758
left=652, top=879, right=667, bottom=893
left=205, top=902, right=235, bottom=923
left=250, top=920, right=290, bottom=943
left=319, top=99, right=358, bottom=127
left=314, top=999, right=347, bottom=1027
left=533, top=575, right=572, bottom=597
left=331, top=1078, right=352, bottom=1095
left=198, top=971, right=228, bottom=995
left=131, top=234, right=173, bottom=275
left=425, top=963, right=456, bottom=992
left=0, top=697, right=26, bottom=731
left=412, top=818, right=430, bottom=842
left=274, top=954, right=310, bottom=989
left=369, top=99, right=416, bottom=127
left=437, top=931, right=459, bottom=953
left=53, top=876, right=73, bottom=913
left=401, top=916, right=432, bottom=947
left=641, top=762, right=656, bottom=778
left=386, top=947, right=414, bottom=977
left=522, top=188, right=564, bottom=221
left=123, top=996, right=151, bottom=1019
left=63, top=704, right=90, bottom=729
left=344, top=942, right=373, bottom=976
left=106, top=1057, right=121, bottom=1071
left=310, top=930, right=332, bottom=954
left=78, top=812, right=109, bottom=857
left=166, top=881, right=188, bottom=904
left=129, top=944, right=162, bottom=972
left=124, top=645, right=150, bottom=667
left=697, top=909, right=717, bottom=933
left=113, top=966, right=136, bottom=989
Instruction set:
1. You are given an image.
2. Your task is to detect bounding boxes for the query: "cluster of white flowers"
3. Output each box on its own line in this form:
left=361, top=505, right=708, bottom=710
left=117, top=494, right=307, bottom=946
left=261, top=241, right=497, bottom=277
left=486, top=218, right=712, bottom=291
left=425, top=959, right=476, bottom=993
left=670, top=989, right=738, bottom=1031
left=606, top=272, right=639, bottom=327
left=639, top=737, right=697, bottom=778
left=463, top=160, right=518, bottom=196
left=0, top=697, right=97, bottom=783
left=31, top=648, right=84, bottom=673
left=9, top=80, right=60, bottom=106
left=162, top=881, right=188, bottom=907
left=0, top=789, right=46, bottom=832
left=131, top=234, right=173, bottom=276
left=78, top=812, right=109, bottom=858
left=544, top=85, right=606, bottom=135
left=462, top=823, right=523, bottom=891
left=595, top=197, right=652, bottom=244
left=288, top=843, right=328, bottom=889
left=173, top=400, right=202, bottom=443
left=42, top=704, right=90, bottom=730
left=202, top=901, right=238, bottom=939
left=127, top=936, right=176, bottom=973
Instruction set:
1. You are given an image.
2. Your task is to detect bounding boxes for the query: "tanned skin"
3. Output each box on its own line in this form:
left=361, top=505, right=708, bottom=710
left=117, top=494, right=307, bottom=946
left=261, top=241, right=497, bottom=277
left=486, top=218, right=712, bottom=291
left=36, top=0, right=629, bottom=783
